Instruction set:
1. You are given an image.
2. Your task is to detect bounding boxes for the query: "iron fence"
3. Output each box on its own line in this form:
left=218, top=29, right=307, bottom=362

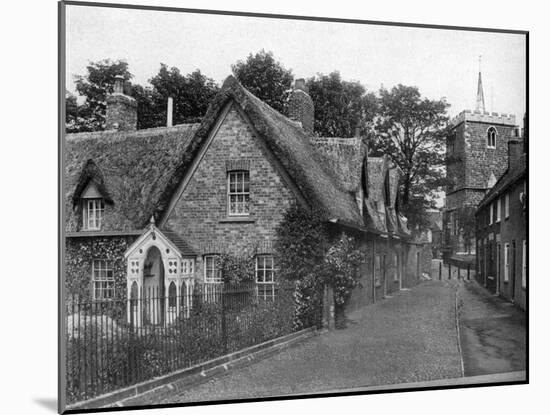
left=65, top=282, right=303, bottom=404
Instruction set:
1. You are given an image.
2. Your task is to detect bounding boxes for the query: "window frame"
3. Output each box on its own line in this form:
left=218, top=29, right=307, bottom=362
left=92, top=259, right=115, bottom=300
left=256, top=255, right=276, bottom=301
left=504, top=243, right=510, bottom=283
left=227, top=170, right=250, bottom=216
left=487, top=126, right=497, bottom=149
left=496, top=198, right=501, bottom=222
left=489, top=203, right=493, bottom=225
left=505, top=193, right=510, bottom=219
left=204, top=255, right=222, bottom=283
left=84, top=198, right=105, bottom=231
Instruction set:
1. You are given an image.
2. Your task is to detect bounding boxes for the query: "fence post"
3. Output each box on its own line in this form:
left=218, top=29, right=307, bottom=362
left=439, top=261, right=442, bottom=280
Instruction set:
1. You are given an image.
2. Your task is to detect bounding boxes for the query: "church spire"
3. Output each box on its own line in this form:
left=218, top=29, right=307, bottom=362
left=476, top=55, right=486, bottom=113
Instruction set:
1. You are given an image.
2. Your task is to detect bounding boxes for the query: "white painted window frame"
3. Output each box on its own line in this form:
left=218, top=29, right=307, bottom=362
left=256, top=255, right=275, bottom=300
left=504, top=243, right=510, bottom=283
left=489, top=202, right=493, bottom=225
left=227, top=170, right=250, bottom=216
left=505, top=193, right=510, bottom=218
left=496, top=198, right=501, bottom=222
left=92, top=259, right=115, bottom=300
left=204, top=255, right=222, bottom=283
left=84, top=198, right=105, bottom=230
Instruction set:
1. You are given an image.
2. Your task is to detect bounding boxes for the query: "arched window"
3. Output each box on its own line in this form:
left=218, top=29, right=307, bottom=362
left=487, top=127, right=497, bottom=148
left=168, top=282, right=177, bottom=307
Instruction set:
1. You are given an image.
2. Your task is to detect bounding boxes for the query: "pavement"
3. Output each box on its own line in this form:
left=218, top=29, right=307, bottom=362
left=152, top=280, right=463, bottom=404
left=457, top=280, right=526, bottom=376
left=125, top=279, right=525, bottom=406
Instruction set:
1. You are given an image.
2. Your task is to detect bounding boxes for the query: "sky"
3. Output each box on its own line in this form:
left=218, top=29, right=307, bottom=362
left=65, top=4, right=526, bottom=122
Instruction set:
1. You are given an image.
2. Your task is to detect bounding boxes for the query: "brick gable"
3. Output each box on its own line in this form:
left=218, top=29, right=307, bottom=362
left=163, top=105, right=296, bottom=257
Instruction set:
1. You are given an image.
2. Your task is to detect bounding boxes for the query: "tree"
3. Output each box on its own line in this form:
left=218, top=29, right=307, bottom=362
left=73, top=59, right=133, bottom=131
left=232, top=50, right=294, bottom=114
left=306, top=72, right=378, bottom=138
left=323, top=233, right=363, bottom=328
left=371, top=84, right=449, bottom=229
left=148, top=65, right=219, bottom=127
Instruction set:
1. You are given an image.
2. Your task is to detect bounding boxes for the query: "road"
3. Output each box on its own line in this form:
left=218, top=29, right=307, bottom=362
left=125, top=279, right=526, bottom=406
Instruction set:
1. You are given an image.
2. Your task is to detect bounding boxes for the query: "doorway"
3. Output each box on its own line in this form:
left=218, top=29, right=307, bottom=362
left=143, top=245, right=165, bottom=325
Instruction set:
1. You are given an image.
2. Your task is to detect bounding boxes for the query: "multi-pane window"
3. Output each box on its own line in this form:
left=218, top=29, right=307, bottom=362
left=256, top=255, right=275, bottom=300
left=204, top=255, right=222, bottom=283
left=522, top=240, right=527, bottom=289
left=92, top=260, right=114, bottom=300
left=487, top=127, right=497, bottom=148
left=496, top=198, right=501, bottom=222
left=228, top=171, right=250, bottom=215
left=504, top=243, right=510, bottom=283
left=505, top=193, right=510, bottom=218
left=85, top=199, right=105, bottom=230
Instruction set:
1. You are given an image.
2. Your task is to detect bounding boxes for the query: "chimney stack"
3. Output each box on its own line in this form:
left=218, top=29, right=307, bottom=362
left=287, top=78, right=314, bottom=134
left=167, top=97, right=173, bottom=127
left=508, top=139, right=523, bottom=170
left=105, top=75, right=137, bottom=131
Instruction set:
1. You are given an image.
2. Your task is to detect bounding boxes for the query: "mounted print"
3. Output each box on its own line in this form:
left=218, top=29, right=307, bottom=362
left=59, top=1, right=528, bottom=413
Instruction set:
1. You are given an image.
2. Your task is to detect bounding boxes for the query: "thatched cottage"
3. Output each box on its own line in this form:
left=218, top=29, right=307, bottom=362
left=64, top=75, right=424, bottom=324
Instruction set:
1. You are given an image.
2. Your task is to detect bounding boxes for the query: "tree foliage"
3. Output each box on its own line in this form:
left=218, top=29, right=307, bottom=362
left=232, top=50, right=294, bottom=114
left=370, top=84, right=449, bottom=229
left=306, top=72, right=378, bottom=138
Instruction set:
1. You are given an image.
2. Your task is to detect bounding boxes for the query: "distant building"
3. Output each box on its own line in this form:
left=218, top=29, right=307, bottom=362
left=443, top=68, right=520, bottom=269
left=475, top=137, right=526, bottom=309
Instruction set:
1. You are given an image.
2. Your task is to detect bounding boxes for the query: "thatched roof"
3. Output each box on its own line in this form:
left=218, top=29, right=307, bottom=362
left=310, top=137, right=364, bottom=193
left=157, top=75, right=363, bottom=225
left=65, top=124, right=199, bottom=231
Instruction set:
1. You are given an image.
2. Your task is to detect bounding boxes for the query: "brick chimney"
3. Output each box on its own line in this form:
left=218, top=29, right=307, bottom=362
left=508, top=139, right=523, bottom=170
left=105, top=75, right=137, bottom=131
left=287, top=78, right=314, bottom=134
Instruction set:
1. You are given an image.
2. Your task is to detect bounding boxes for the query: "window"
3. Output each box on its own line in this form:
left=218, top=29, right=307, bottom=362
left=496, top=198, right=501, bottom=222
left=92, top=260, right=114, bottom=300
left=489, top=203, right=493, bottom=225
left=504, top=243, right=510, bottom=283
left=393, top=253, right=399, bottom=281
left=204, top=255, right=222, bottom=283
left=168, top=282, right=177, bottom=307
left=228, top=171, right=250, bottom=215
left=84, top=199, right=105, bottom=230
left=505, top=193, right=510, bottom=218
left=181, top=258, right=195, bottom=276
left=522, top=240, right=527, bottom=289
left=256, top=255, right=276, bottom=300
left=487, top=127, right=497, bottom=148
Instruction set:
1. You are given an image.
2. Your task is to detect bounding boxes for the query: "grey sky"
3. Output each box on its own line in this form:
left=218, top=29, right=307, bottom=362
left=66, top=4, right=526, bottom=122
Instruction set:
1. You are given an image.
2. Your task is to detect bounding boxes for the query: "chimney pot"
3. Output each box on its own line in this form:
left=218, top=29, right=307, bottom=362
left=167, top=97, right=173, bottom=127
left=114, top=75, right=124, bottom=94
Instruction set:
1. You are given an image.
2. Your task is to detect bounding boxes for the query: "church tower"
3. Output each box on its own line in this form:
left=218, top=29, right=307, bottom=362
left=443, top=63, right=517, bottom=263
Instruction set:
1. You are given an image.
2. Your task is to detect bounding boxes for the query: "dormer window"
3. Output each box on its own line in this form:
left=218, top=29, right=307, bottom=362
left=84, top=198, right=105, bottom=230
left=227, top=170, right=250, bottom=216
left=487, top=127, right=497, bottom=148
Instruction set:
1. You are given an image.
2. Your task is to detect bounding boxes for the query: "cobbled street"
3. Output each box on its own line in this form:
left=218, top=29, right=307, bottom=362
left=128, top=279, right=525, bottom=406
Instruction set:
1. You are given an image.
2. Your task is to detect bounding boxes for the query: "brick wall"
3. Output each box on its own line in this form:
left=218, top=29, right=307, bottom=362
left=476, top=178, right=526, bottom=309
left=164, top=106, right=297, bottom=277
left=105, top=94, right=137, bottom=131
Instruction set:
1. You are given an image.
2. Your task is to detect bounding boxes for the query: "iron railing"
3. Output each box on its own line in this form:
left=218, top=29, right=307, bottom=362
left=65, top=282, right=302, bottom=404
